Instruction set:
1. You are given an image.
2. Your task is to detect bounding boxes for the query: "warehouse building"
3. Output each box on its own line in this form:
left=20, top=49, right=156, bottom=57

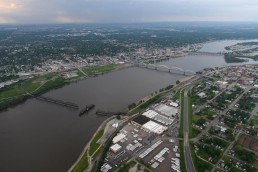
left=132, top=115, right=150, bottom=127
left=142, top=121, right=168, bottom=135
left=154, top=104, right=178, bottom=117
left=110, top=143, right=122, bottom=153
left=142, top=110, right=174, bottom=126
left=112, top=133, right=126, bottom=144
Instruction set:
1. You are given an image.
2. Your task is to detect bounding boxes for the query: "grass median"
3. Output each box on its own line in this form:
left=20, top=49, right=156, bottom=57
left=179, top=89, right=184, bottom=138
left=179, top=140, right=187, bottom=172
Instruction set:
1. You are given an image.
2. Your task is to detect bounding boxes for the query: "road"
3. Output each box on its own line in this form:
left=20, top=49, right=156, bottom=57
left=183, top=90, right=196, bottom=172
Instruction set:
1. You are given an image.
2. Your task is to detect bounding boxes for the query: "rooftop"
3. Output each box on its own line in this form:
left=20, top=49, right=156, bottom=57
left=132, top=115, right=150, bottom=126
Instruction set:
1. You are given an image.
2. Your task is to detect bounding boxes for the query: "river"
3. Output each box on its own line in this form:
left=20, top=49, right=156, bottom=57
left=0, top=39, right=258, bottom=172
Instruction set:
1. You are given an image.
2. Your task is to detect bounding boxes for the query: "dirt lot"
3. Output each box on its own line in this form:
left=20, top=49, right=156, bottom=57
left=237, top=134, right=258, bottom=153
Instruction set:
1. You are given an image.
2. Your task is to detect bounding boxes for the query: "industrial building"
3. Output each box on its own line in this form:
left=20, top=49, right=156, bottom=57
left=142, top=110, right=174, bottom=126
left=154, top=104, right=178, bottom=117
left=132, top=115, right=150, bottom=127
left=110, top=143, right=122, bottom=153
left=132, top=113, right=168, bottom=135
left=142, top=121, right=168, bottom=135
left=112, top=133, right=126, bottom=144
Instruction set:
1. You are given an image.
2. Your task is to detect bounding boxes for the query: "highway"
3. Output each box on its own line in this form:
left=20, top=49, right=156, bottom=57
left=183, top=90, right=196, bottom=172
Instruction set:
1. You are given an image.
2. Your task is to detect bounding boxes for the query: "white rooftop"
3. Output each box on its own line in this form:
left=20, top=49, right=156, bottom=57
left=142, top=121, right=168, bottom=135
left=142, top=110, right=159, bottom=118
left=154, top=104, right=178, bottom=117
left=112, top=133, right=126, bottom=144
left=110, top=143, right=122, bottom=152
left=169, top=101, right=179, bottom=107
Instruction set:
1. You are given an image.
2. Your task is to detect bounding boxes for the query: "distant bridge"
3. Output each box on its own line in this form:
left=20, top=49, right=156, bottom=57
left=189, top=52, right=224, bottom=56
left=136, top=63, right=196, bottom=76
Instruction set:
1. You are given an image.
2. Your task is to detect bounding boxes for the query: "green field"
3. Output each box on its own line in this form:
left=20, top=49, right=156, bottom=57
left=173, top=89, right=181, bottom=100
left=89, top=129, right=104, bottom=156
left=82, top=64, right=117, bottom=76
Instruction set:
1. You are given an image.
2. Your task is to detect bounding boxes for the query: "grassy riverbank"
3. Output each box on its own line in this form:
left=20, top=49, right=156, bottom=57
left=89, top=129, right=104, bottom=156
left=71, top=149, right=89, bottom=172
left=70, top=124, right=106, bottom=172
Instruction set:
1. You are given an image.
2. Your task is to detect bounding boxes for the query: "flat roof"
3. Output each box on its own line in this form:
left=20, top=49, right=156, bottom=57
left=112, top=133, right=126, bottom=144
left=110, top=143, right=122, bottom=151
left=142, top=121, right=168, bottom=135
left=142, top=110, right=159, bottom=118
left=154, top=104, right=178, bottom=117
left=169, top=102, right=179, bottom=107
left=132, top=115, right=150, bottom=125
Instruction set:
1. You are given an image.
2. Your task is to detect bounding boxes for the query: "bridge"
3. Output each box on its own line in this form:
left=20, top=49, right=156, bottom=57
left=35, top=96, right=79, bottom=109
left=189, top=51, right=224, bottom=56
left=136, top=63, right=196, bottom=76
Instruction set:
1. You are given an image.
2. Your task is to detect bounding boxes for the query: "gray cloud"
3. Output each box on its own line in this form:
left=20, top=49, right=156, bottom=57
left=0, top=0, right=258, bottom=23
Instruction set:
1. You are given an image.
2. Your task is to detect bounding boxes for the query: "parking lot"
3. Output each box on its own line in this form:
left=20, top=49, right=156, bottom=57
left=104, top=119, right=180, bottom=172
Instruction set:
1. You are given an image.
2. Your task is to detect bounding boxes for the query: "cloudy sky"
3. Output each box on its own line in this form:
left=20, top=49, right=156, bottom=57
left=1, top=0, right=258, bottom=24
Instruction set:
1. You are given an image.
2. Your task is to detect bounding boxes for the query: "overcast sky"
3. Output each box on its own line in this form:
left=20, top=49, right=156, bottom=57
left=1, top=0, right=258, bottom=24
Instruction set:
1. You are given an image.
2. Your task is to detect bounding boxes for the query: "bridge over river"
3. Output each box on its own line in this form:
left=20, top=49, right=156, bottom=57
left=189, top=51, right=224, bottom=56
left=135, top=63, right=196, bottom=76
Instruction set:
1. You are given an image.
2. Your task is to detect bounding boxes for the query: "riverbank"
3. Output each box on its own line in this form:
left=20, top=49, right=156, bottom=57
left=0, top=63, right=132, bottom=111
left=69, top=74, right=195, bottom=172
left=69, top=115, right=116, bottom=172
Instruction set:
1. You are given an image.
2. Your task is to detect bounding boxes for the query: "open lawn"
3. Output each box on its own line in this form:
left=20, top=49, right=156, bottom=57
left=89, top=129, right=104, bottom=156
left=173, top=89, right=181, bottom=100
left=82, top=64, right=117, bottom=76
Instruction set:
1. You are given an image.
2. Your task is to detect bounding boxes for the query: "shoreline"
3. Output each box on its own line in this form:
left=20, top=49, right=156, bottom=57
left=68, top=74, right=195, bottom=172
left=2, top=38, right=258, bottom=112
left=68, top=115, right=116, bottom=172
left=0, top=63, right=133, bottom=112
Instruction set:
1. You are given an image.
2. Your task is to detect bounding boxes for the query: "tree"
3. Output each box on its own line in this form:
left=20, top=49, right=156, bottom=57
left=128, top=103, right=136, bottom=109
